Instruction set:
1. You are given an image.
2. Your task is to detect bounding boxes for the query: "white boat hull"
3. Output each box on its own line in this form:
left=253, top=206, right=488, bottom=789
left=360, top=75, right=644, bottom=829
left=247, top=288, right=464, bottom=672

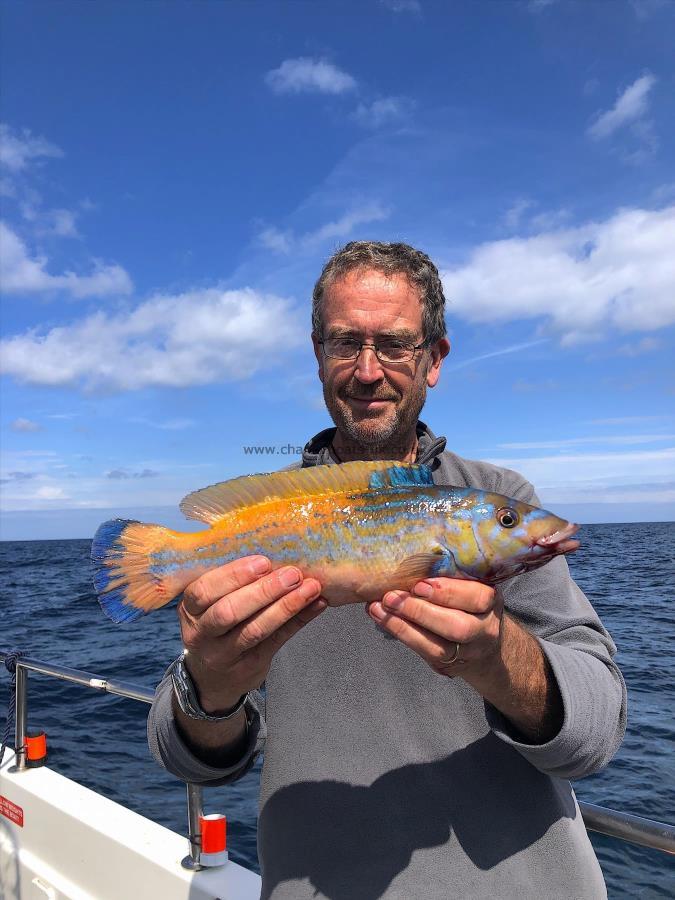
left=0, top=751, right=262, bottom=900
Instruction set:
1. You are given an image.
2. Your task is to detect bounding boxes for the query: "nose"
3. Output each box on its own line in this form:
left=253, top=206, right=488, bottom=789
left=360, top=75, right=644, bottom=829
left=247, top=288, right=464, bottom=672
left=354, top=345, right=384, bottom=383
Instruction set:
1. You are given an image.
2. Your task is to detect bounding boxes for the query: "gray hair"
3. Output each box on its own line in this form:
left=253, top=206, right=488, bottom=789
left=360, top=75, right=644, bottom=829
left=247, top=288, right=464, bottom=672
left=311, top=241, right=447, bottom=344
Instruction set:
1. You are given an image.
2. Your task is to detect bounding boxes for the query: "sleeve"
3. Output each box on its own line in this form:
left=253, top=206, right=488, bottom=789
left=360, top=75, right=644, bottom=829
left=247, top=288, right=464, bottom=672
left=146, top=665, right=267, bottom=786
left=484, top=477, right=627, bottom=781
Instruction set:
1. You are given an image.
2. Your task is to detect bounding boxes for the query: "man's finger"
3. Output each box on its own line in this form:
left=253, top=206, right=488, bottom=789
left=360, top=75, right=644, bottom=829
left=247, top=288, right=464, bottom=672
left=264, top=598, right=327, bottom=654
left=413, top=578, right=496, bottom=615
left=181, top=556, right=271, bottom=616
left=196, top=567, right=311, bottom=637
left=231, top=579, right=323, bottom=653
left=368, top=602, right=459, bottom=669
left=382, top=591, right=488, bottom=644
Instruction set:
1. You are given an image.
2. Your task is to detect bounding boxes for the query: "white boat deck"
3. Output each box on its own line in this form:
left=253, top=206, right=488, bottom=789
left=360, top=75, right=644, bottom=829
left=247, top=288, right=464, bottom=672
left=0, top=751, right=262, bottom=900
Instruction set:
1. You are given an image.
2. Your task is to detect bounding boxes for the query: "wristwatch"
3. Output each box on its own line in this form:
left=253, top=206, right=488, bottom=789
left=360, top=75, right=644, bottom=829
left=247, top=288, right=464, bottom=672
left=170, top=653, right=248, bottom=721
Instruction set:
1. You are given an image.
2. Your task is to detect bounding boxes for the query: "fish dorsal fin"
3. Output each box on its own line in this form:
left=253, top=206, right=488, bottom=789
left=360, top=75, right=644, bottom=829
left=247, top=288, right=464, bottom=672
left=180, top=460, right=434, bottom=524
left=367, top=464, right=434, bottom=489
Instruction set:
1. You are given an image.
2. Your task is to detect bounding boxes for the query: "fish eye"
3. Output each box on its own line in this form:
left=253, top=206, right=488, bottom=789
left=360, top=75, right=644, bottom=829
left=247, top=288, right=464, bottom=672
left=497, top=507, right=519, bottom=528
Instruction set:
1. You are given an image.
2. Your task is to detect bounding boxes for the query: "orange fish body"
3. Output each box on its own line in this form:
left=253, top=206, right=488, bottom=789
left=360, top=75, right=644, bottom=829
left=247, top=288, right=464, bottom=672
left=92, top=460, right=579, bottom=623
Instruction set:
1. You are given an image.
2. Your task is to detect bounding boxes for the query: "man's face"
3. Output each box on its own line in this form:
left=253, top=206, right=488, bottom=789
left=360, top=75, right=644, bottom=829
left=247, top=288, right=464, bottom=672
left=312, top=268, right=449, bottom=453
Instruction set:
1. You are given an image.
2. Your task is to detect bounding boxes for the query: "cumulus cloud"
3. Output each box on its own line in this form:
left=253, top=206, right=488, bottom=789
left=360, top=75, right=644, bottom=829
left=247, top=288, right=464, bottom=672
left=265, top=58, right=357, bottom=95
left=259, top=203, right=390, bottom=255
left=440, top=204, right=675, bottom=344
left=0, top=124, right=63, bottom=172
left=10, top=417, right=41, bottom=433
left=587, top=73, right=656, bottom=141
left=0, top=221, right=133, bottom=297
left=0, top=287, right=304, bottom=391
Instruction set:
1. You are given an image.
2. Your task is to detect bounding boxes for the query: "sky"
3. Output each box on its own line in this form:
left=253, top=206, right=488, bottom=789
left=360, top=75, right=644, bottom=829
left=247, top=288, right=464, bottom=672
left=1, top=0, right=674, bottom=540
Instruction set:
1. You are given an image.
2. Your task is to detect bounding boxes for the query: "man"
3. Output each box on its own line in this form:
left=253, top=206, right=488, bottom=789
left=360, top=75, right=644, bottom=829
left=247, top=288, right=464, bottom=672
left=148, top=241, right=626, bottom=899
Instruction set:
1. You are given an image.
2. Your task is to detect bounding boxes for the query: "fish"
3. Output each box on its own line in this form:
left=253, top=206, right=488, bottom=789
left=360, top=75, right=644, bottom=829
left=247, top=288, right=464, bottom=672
left=91, top=460, right=580, bottom=623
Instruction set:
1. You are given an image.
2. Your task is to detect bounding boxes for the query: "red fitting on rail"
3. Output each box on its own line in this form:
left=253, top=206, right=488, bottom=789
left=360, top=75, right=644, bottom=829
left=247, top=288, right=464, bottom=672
left=199, top=813, right=228, bottom=867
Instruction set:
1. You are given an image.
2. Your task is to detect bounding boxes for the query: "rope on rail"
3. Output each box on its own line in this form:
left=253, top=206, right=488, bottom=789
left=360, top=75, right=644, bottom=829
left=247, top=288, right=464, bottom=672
left=1, top=650, right=25, bottom=765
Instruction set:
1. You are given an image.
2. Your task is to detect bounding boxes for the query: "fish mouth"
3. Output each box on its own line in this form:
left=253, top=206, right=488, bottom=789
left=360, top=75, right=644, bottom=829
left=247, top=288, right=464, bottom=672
left=536, top=521, right=580, bottom=554
left=487, top=522, right=580, bottom=584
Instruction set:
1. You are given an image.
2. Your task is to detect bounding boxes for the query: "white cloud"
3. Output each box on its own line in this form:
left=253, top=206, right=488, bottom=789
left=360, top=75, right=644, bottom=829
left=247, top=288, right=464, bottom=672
left=34, top=485, right=68, bottom=500
left=527, top=0, right=558, bottom=10
left=0, top=124, right=63, bottom=172
left=446, top=339, right=548, bottom=373
left=307, top=203, right=390, bottom=244
left=259, top=226, right=294, bottom=254
left=587, top=73, right=656, bottom=141
left=487, top=446, right=675, bottom=505
left=10, top=417, right=41, bottom=433
left=497, top=434, right=675, bottom=450
left=265, top=58, right=357, bottom=95
left=0, top=286, right=304, bottom=391
left=353, top=97, right=412, bottom=129
left=588, top=415, right=671, bottom=426
left=617, top=336, right=662, bottom=356
left=380, top=0, right=422, bottom=11
left=40, top=208, right=79, bottom=238
left=440, top=204, right=675, bottom=343
left=0, top=221, right=132, bottom=297
left=258, top=202, right=390, bottom=254
left=502, top=198, right=535, bottom=232
left=630, top=0, right=669, bottom=19
left=130, top=417, right=196, bottom=430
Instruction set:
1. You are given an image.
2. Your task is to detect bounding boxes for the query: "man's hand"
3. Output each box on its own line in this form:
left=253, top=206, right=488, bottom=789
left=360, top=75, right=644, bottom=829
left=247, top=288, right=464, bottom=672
left=367, top=578, right=563, bottom=743
left=367, top=578, right=503, bottom=676
left=171, top=555, right=326, bottom=767
left=179, top=555, right=325, bottom=713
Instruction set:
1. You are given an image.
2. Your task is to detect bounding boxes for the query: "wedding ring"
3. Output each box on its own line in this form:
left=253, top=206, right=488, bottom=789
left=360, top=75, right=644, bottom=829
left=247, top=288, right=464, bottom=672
left=440, top=641, right=461, bottom=666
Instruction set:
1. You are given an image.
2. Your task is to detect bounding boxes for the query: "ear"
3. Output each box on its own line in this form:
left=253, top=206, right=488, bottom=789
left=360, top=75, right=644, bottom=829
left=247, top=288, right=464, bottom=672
left=312, top=333, right=325, bottom=383
left=426, top=337, right=450, bottom=389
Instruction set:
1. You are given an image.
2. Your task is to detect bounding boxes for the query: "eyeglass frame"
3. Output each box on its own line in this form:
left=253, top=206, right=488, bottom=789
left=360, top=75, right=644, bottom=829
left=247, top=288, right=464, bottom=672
left=317, top=336, right=429, bottom=364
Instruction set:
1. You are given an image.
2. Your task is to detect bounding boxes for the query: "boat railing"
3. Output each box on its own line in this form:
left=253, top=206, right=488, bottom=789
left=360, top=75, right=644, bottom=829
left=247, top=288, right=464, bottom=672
left=1, top=649, right=674, bottom=864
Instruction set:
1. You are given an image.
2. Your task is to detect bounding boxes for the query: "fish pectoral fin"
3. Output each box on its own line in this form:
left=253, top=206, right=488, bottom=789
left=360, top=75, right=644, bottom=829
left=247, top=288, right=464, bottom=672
left=393, top=546, right=457, bottom=585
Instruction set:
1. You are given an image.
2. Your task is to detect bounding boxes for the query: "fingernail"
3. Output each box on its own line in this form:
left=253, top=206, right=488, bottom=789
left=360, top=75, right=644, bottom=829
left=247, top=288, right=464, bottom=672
left=384, top=591, right=405, bottom=610
left=251, top=556, right=271, bottom=575
left=414, top=582, right=433, bottom=599
left=300, top=580, right=321, bottom=599
left=279, top=567, right=302, bottom=588
left=312, top=599, right=327, bottom=611
left=369, top=602, right=385, bottom=620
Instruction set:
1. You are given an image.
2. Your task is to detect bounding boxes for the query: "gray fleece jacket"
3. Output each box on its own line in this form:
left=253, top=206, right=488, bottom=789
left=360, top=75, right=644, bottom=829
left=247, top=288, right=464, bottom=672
left=147, top=422, right=627, bottom=900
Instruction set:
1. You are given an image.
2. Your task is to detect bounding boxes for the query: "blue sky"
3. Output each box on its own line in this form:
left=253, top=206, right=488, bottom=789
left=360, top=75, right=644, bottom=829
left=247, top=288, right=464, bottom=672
left=1, top=0, right=674, bottom=540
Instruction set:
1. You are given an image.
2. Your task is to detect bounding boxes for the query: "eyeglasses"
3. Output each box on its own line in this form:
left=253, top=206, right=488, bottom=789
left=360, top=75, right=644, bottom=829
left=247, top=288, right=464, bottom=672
left=319, top=337, right=427, bottom=364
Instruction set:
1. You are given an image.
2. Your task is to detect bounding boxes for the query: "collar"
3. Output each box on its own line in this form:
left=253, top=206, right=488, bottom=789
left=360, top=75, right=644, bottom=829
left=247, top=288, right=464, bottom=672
left=300, top=420, right=447, bottom=469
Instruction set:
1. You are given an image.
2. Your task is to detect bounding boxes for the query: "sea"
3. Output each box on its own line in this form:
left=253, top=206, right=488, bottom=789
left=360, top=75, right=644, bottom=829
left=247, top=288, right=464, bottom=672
left=0, top=523, right=673, bottom=898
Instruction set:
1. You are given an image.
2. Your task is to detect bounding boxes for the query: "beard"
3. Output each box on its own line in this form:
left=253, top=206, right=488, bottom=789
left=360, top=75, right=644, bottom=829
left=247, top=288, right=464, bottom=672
left=323, top=371, right=428, bottom=457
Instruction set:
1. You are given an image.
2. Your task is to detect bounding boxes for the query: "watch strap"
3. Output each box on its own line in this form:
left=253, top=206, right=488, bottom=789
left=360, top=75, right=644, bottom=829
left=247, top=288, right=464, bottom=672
left=170, top=654, right=248, bottom=722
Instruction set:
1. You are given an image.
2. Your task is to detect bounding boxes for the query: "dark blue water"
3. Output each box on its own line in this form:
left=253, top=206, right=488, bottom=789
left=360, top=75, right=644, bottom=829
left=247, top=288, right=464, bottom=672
left=1, top=524, right=673, bottom=897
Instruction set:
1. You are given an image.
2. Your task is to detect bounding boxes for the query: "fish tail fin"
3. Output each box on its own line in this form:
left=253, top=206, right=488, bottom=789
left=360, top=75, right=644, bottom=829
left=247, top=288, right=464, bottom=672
left=91, top=519, right=177, bottom=623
